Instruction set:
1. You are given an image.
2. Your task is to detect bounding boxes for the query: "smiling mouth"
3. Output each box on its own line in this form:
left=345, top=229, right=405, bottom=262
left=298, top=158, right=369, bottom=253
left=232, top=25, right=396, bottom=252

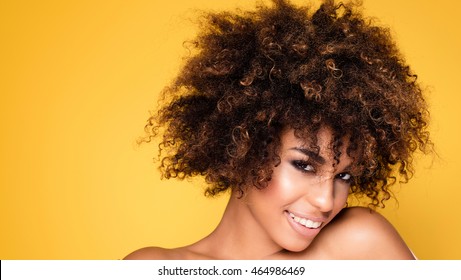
left=289, top=212, right=323, bottom=229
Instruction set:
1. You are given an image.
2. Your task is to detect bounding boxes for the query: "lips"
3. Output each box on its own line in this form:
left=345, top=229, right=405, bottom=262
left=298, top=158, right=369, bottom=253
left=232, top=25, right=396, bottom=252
left=288, top=212, right=323, bottom=229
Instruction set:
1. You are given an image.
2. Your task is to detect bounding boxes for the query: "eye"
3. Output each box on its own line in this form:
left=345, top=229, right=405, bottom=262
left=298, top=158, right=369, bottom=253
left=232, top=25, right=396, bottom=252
left=337, top=172, right=352, bottom=182
left=292, top=160, right=315, bottom=173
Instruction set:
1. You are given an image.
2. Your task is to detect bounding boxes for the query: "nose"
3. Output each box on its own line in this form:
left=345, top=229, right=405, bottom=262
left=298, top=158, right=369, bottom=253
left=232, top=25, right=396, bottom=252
left=306, top=176, right=335, bottom=213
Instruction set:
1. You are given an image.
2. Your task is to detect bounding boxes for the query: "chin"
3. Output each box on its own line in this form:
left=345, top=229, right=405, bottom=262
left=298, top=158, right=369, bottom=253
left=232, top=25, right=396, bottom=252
left=282, top=240, right=313, bottom=253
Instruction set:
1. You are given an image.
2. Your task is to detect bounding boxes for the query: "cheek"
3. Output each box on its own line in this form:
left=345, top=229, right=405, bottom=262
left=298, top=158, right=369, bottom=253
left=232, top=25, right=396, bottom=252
left=253, top=166, right=299, bottom=206
left=333, top=184, right=350, bottom=209
left=256, top=178, right=288, bottom=204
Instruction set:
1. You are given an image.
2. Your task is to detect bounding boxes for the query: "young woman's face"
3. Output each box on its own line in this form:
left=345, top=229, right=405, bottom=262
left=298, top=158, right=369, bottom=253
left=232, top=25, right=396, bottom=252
left=244, top=126, right=353, bottom=252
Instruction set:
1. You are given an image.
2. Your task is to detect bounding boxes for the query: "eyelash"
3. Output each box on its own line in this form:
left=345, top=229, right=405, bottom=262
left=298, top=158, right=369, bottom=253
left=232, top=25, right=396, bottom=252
left=292, top=160, right=315, bottom=173
left=291, top=160, right=352, bottom=183
left=337, top=173, right=352, bottom=183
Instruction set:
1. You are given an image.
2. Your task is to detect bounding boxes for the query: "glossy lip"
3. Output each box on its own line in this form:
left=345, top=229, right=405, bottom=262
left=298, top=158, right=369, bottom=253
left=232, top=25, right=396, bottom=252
left=284, top=210, right=323, bottom=238
left=287, top=210, right=326, bottom=223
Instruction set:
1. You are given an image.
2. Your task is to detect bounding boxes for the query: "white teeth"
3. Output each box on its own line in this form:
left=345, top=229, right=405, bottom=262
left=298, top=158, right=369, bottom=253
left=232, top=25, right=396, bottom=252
left=289, top=212, right=322, bottom=229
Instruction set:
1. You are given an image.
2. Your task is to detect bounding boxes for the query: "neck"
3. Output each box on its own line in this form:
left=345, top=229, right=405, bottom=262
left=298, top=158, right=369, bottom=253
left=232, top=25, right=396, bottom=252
left=189, top=192, right=283, bottom=259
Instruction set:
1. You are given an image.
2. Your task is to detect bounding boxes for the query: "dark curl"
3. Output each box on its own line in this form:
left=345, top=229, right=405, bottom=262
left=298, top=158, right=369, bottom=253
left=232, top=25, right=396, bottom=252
left=144, top=0, right=432, bottom=207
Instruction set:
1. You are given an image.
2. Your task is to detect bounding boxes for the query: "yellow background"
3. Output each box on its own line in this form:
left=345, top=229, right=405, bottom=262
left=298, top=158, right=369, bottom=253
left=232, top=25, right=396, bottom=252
left=1, top=0, right=460, bottom=259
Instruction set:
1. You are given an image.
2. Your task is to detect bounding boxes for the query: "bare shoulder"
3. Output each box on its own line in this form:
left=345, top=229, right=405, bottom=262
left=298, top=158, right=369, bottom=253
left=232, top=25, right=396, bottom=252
left=123, top=247, right=181, bottom=260
left=123, top=245, right=211, bottom=260
left=309, top=207, right=415, bottom=259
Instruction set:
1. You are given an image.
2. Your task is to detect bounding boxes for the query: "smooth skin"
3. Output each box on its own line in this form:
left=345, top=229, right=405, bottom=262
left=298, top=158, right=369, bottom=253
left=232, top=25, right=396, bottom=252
left=124, top=127, right=415, bottom=260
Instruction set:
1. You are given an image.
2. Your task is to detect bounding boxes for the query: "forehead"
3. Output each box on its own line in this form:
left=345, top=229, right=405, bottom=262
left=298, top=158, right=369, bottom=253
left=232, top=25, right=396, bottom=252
left=280, top=126, right=353, bottom=164
left=281, top=126, right=339, bottom=148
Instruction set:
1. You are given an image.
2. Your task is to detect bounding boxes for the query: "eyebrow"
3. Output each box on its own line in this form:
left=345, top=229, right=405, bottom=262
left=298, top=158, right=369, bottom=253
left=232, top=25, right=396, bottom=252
left=289, top=147, right=326, bottom=165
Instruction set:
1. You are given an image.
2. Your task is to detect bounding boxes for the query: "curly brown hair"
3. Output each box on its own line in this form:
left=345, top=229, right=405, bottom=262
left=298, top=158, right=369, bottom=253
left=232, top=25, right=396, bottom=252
left=144, top=0, right=432, bottom=207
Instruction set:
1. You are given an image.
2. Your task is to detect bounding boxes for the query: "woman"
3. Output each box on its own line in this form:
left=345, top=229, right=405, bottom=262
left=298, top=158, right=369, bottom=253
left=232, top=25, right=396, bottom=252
left=124, top=0, right=431, bottom=259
